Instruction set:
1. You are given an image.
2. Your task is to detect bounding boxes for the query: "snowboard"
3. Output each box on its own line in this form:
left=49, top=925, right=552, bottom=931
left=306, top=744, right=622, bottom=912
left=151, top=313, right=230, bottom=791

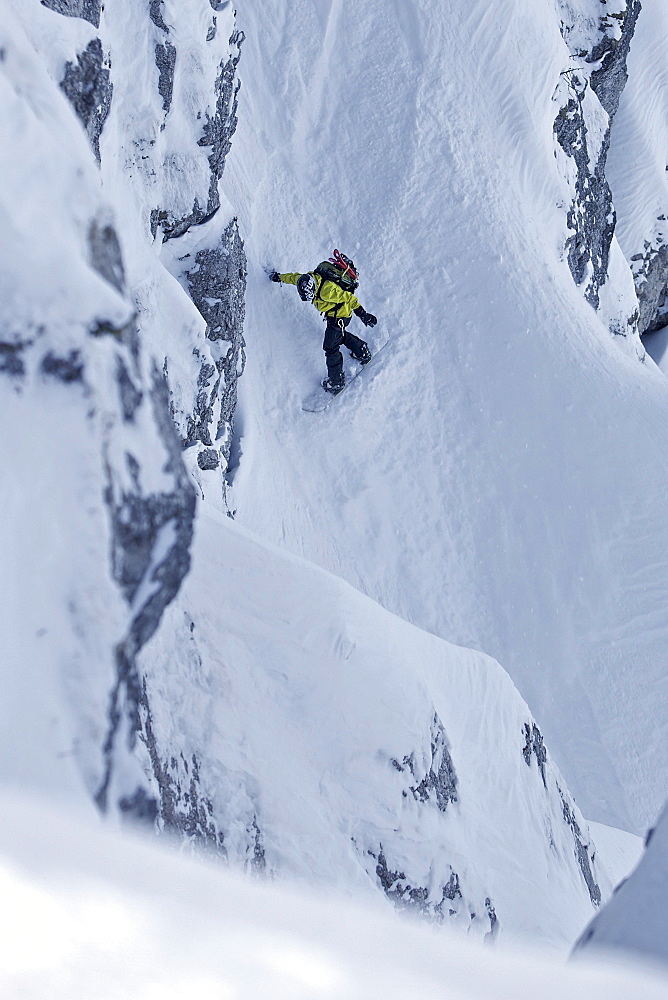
left=302, top=343, right=387, bottom=412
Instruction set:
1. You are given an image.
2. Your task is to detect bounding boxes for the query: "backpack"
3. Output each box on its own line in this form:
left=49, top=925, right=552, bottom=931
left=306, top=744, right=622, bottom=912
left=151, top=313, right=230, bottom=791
left=314, top=249, right=359, bottom=293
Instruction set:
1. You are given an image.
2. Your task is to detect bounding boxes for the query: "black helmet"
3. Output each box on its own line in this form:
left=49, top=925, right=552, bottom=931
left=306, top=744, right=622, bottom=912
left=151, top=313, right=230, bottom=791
left=297, top=273, right=316, bottom=302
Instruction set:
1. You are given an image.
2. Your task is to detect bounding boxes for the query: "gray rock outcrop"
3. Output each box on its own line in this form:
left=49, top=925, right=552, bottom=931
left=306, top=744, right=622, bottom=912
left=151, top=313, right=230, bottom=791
left=60, top=37, right=112, bottom=163
left=554, top=1, right=641, bottom=320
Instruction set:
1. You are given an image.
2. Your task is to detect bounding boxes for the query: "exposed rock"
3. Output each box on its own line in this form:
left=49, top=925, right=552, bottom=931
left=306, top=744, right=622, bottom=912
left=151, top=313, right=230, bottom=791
left=631, top=240, right=668, bottom=334
left=554, top=1, right=642, bottom=312
left=157, top=30, right=244, bottom=239
left=138, top=687, right=227, bottom=853
left=247, top=817, right=266, bottom=874
left=0, top=340, right=28, bottom=377
left=41, top=349, right=84, bottom=383
left=589, top=0, right=642, bottom=119
left=183, top=218, right=247, bottom=472
left=560, top=787, right=602, bottom=906
left=60, top=38, right=112, bottom=163
left=90, top=315, right=137, bottom=341
left=115, top=356, right=143, bottom=421
left=485, top=897, right=499, bottom=941
left=391, top=712, right=458, bottom=811
left=118, top=786, right=158, bottom=824
left=362, top=717, right=478, bottom=927
left=149, top=0, right=169, bottom=32
left=371, top=845, right=463, bottom=920
left=40, top=0, right=101, bottom=28
left=522, top=721, right=601, bottom=905
left=96, top=368, right=196, bottom=812
left=554, top=75, right=615, bottom=309
left=88, top=220, right=125, bottom=293
left=155, top=41, right=177, bottom=114
left=522, top=721, right=547, bottom=788
left=369, top=845, right=500, bottom=932
left=197, top=447, right=220, bottom=470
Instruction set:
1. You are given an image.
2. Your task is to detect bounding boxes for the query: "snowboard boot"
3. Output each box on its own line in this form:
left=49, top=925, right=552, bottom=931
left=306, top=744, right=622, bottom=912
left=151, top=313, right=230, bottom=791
left=352, top=344, right=372, bottom=365
left=323, top=374, right=346, bottom=395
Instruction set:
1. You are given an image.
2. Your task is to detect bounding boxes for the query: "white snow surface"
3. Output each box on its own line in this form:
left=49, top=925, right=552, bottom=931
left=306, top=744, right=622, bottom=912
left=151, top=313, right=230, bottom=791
left=225, top=0, right=668, bottom=833
left=577, top=803, right=668, bottom=969
left=587, top=821, right=644, bottom=889
left=2, top=789, right=667, bottom=1000
left=136, top=505, right=613, bottom=950
left=0, top=0, right=666, bottom=973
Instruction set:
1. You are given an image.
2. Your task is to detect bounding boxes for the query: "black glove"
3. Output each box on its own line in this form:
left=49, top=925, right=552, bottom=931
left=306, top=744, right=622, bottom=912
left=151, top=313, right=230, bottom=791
left=355, top=307, right=377, bottom=327
left=269, top=271, right=281, bottom=282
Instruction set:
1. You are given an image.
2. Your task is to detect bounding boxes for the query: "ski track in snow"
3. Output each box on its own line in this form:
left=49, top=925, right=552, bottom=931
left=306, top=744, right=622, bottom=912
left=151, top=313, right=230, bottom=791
left=225, top=0, right=668, bottom=833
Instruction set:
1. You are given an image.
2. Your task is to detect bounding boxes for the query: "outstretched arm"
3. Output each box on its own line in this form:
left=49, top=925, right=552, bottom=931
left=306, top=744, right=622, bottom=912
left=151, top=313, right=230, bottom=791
left=269, top=272, right=302, bottom=285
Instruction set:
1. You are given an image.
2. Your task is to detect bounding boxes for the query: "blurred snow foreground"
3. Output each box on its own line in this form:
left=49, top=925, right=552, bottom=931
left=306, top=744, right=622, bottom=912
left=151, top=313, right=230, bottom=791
left=1, top=791, right=666, bottom=1000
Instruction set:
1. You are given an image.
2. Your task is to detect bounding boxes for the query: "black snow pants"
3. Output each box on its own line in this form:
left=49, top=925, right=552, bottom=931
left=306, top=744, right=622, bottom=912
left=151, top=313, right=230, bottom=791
left=323, top=317, right=367, bottom=382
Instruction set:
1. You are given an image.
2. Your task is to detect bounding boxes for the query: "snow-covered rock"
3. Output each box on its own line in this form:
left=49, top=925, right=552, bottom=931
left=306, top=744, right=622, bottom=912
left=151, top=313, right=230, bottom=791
left=0, top=0, right=244, bottom=811
left=607, top=0, right=668, bottom=334
left=576, top=802, right=668, bottom=967
left=553, top=0, right=641, bottom=328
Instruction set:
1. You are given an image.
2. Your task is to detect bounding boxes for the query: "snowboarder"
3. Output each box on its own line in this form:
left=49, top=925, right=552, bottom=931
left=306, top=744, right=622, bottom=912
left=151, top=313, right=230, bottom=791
left=269, top=250, right=377, bottom=394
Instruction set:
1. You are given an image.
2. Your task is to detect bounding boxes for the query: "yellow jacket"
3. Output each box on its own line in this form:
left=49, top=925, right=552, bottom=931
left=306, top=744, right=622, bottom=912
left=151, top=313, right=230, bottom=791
left=279, top=272, right=362, bottom=320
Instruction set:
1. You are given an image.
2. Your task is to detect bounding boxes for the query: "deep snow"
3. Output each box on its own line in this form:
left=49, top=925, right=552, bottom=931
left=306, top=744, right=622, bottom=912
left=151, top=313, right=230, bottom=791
left=225, top=0, right=668, bottom=834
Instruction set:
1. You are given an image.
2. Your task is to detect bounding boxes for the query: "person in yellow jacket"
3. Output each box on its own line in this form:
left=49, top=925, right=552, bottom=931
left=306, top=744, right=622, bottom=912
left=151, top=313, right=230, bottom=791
left=270, top=250, right=377, bottom=394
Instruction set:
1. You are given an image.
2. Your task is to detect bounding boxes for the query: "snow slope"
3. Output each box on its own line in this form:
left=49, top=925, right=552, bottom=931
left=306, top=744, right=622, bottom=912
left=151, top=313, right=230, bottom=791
left=225, top=0, right=668, bottom=832
left=3, top=790, right=667, bottom=1000
left=576, top=804, right=668, bottom=968
left=1, top=0, right=665, bottom=967
left=133, top=503, right=615, bottom=950
left=0, top=0, right=626, bottom=954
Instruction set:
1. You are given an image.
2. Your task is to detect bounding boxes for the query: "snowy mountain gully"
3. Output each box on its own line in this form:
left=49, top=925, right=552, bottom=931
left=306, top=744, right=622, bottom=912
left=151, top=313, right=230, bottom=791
left=1, top=0, right=668, bottom=995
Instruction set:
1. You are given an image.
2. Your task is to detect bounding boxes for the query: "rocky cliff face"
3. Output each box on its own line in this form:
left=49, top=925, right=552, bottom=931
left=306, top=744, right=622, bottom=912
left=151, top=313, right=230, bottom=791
left=553, top=0, right=642, bottom=334
left=605, top=0, right=668, bottom=336
left=0, top=0, right=245, bottom=818
left=41, top=0, right=247, bottom=498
